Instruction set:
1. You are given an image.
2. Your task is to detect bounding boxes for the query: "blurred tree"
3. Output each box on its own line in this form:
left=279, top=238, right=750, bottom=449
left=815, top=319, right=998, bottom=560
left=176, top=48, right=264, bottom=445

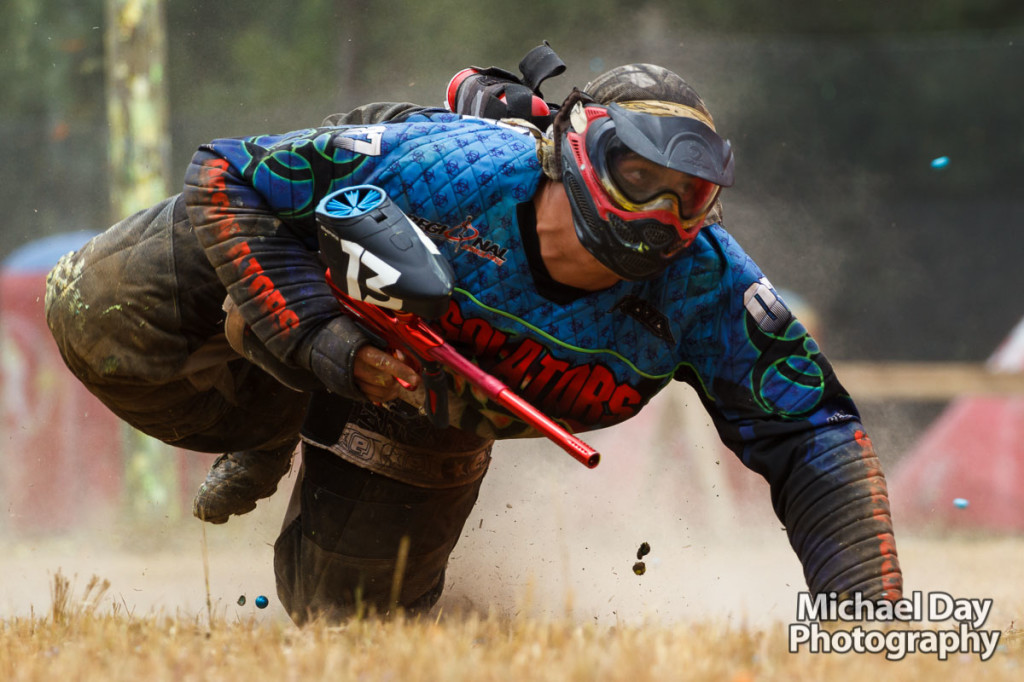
left=104, top=0, right=180, bottom=524
left=105, top=0, right=171, bottom=215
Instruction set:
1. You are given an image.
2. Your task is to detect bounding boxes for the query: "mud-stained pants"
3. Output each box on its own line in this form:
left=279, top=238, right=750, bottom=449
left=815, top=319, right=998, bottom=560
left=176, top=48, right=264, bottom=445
left=275, top=395, right=492, bottom=624
left=43, top=194, right=308, bottom=453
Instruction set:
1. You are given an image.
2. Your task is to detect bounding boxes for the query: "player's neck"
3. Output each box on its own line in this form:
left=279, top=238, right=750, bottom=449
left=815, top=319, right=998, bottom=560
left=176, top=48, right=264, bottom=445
left=533, top=179, right=621, bottom=291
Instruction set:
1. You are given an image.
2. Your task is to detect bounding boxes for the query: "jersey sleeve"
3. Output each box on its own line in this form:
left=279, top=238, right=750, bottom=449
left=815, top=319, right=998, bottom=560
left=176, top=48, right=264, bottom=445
left=677, top=231, right=902, bottom=600
left=182, top=127, right=375, bottom=364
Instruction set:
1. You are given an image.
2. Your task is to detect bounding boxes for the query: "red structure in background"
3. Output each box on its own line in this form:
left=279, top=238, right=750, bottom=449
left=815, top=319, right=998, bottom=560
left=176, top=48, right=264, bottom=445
left=0, top=233, right=213, bottom=535
left=888, top=317, right=1024, bottom=532
left=0, top=233, right=121, bottom=533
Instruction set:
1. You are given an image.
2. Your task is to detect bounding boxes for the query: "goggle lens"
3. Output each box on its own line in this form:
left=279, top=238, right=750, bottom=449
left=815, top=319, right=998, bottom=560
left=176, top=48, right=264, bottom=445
left=604, top=139, right=721, bottom=223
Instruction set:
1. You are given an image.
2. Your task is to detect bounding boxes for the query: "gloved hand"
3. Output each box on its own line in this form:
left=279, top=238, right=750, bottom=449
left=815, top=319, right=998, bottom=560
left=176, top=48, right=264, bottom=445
left=297, top=315, right=374, bottom=400
left=444, top=43, right=566, bottom=130
left=298, top=316, right=421, bottom=402
left=351, top=346, right=420, bottom=404
left=446, top=67, right=553, bottom=126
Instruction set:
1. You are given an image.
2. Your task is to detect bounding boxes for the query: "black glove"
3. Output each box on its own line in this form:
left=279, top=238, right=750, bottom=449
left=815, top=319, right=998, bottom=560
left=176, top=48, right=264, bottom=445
left=444, top=43, right=566, bottom=129
left=446, top=68, right=548, bottom=122
left=297, top=316, right=373, bottom=400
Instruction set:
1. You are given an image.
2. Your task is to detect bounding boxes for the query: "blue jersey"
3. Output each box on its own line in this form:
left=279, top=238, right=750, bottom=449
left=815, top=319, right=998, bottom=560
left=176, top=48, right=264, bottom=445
left=185, top=112, right=853, bottom=456
left=183, top=110, right=901, bottom=599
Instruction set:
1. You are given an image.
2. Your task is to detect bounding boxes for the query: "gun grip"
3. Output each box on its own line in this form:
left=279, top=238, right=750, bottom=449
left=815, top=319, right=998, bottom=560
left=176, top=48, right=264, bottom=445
left=420, top=362, right=449, bottom=429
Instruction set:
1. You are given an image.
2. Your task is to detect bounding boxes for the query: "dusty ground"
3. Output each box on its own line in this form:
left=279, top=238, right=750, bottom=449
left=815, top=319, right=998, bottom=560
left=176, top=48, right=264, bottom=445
left=3, top=425, right=1021, bottom=633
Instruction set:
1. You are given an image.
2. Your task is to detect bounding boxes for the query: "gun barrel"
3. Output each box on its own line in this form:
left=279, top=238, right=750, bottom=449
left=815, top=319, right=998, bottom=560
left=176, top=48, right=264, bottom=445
left=495, top=389, right=601, bottom=468
left=431, top=343, right=600, bottom=468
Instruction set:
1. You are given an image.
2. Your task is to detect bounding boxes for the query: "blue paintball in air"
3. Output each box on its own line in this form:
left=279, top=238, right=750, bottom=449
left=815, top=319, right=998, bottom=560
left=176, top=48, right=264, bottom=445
left=953, top=498, right=969, bottom=509
left=931, top=156, right=950, bottom=169
left=255, top=595, right=269, bottom=609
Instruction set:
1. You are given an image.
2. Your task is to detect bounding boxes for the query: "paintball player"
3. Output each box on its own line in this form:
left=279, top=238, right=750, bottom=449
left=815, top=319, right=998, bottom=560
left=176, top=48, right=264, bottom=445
left=45, top=54, right=902, bottom=623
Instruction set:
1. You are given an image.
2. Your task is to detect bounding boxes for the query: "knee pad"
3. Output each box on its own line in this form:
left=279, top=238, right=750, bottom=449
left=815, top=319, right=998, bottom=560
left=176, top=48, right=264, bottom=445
left=273, top=448, right=485, bottom=624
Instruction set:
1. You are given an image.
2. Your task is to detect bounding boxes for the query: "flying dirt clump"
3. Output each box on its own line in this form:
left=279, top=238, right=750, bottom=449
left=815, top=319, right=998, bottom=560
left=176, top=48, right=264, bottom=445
left=633, top=542, right=652, bottom=575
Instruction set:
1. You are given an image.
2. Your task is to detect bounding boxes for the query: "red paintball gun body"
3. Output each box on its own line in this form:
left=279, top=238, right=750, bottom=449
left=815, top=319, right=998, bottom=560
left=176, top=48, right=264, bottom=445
left=315, top=185, right=599, bottom=469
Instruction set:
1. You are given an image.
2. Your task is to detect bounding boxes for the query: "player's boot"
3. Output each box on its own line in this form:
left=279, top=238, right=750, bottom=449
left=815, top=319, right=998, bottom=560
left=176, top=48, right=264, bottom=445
left=192, top=440, right=297, bottom=524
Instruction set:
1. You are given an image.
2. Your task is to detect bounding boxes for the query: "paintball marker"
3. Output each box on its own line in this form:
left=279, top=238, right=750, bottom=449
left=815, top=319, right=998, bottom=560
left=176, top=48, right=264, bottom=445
left=315, top=185, right=600, bottom=469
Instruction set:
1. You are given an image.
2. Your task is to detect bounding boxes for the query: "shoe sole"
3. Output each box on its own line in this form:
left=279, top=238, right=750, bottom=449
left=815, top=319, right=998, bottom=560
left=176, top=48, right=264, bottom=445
left=193, top=484, right=278, bottom=525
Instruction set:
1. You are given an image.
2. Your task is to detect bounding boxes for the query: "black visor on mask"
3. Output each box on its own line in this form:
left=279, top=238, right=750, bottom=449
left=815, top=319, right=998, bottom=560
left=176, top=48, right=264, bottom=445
left=606, top=104, right=735, bottom=188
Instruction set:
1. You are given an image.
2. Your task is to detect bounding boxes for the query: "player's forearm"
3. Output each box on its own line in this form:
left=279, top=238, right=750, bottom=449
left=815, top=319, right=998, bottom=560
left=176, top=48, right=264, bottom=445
left=775, top=427, right=903, bottom=600
left=183, top=147, right=341, bottom=362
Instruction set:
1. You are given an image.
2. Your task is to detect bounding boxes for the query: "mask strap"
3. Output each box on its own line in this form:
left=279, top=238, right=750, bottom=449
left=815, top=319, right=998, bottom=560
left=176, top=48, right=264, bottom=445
left=551, top=88, right=595, bottom=180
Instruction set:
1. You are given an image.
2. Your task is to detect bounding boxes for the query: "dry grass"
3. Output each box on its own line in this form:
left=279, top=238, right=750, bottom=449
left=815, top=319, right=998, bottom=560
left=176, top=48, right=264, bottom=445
left=4, top=413, right=1023, bottom=681
left=1, top=572, right=1021, bottom=682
